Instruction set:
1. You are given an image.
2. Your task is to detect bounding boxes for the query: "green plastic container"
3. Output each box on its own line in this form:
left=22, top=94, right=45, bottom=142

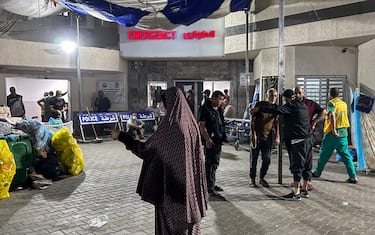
left=7, top=136, right=34, bottom=187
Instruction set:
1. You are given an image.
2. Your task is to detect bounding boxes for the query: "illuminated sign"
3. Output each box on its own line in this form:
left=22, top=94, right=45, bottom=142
left=128, top=30, right=216, bottom=41
left=183, top=30, right=215, bottom=40
left=128, top=30, right=176, bottom=40
left=120, top=18, right=225, bottom=58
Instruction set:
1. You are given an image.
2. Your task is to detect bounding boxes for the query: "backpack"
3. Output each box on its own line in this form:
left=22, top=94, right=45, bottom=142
left=10, top=98, right=25, bottom=117
left=356, top=94, right=374, bottom=114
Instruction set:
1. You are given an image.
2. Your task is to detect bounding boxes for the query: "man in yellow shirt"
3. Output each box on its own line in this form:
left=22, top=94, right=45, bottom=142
left=312, top=88, right=358, bottom=183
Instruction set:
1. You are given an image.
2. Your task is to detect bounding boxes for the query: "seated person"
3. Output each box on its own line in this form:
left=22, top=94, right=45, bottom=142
left=126, top=112, right=145, bottom=139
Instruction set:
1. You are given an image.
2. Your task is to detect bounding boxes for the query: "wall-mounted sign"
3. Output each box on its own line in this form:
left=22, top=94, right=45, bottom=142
left=240, top=73, right=248, bottom=87
left=97, top=80, right=124, bottom=104
left=119, top=18, right=224, bottom=58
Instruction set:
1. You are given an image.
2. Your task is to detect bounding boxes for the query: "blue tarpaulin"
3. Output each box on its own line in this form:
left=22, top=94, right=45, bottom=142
left=59, top=0, right=252, bottom=28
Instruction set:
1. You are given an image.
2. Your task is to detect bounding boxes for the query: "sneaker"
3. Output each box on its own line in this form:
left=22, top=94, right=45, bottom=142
left=311, top=172, right=320, bottom=178
left=259, top=178, right=270, bottom=188
left=345, top=178, right=358, bottom=184
left=282, top=191, right=301, bottom=201
left=301, top=189, right=310, bottom=198
left=214, top=185, right=224, bottom=191
left=249, top=178, right=258, bottom=188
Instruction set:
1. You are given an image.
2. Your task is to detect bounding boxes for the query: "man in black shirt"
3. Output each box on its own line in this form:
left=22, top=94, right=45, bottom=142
left=252, top=89, right=310, bottom=200
left=249, top=88, right=280, bottom=188
left=295, top=86, right=326, bottom=191
left=7, top=87, right=25, bottom=117
left=49, top=90, right=67, bottom=122
left=198, top=90, right=226, bottom=195
left=94, top=91, right=111, bottom=112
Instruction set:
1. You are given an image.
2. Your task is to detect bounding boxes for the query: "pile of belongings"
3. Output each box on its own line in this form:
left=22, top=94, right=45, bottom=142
left=0, top=118, right=84, bottom=199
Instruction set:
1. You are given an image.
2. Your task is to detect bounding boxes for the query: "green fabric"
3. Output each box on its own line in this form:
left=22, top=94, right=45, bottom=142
left=314, top=133, right=356, bottom=179
left=327, top=101, right=335, bottom=113
left=324, top=100, right=350, bottom=134
left=336, top=128, right=348, bottom=138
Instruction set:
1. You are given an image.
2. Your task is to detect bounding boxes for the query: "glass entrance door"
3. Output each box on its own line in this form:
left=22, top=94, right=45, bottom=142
left=174, top=81, right=203, bottom=118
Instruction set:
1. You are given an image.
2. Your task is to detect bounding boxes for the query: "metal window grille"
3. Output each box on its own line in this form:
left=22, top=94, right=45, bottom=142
left=296, top=75, right=347, bottom=108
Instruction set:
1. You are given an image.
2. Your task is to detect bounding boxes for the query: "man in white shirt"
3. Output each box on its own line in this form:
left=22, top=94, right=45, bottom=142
left=127, top=112, right=145, bottom=139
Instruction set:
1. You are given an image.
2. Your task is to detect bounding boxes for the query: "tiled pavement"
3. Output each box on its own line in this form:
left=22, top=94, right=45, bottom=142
left=1, top=140, right=375, bottom=235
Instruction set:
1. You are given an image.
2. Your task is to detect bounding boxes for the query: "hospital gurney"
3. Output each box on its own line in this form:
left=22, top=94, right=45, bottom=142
left=225, top=118, right=251, bottom=151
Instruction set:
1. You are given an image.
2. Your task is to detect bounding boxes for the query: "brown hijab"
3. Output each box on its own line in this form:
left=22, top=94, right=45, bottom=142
left=136, top=87, right=208, bottom=224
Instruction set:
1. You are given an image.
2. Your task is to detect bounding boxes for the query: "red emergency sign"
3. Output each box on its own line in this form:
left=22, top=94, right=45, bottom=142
left=128, top=30, right=216, bottom=40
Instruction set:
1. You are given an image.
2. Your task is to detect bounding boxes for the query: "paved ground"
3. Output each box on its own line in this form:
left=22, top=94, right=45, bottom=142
left=1, top=140, right=375, bottom=235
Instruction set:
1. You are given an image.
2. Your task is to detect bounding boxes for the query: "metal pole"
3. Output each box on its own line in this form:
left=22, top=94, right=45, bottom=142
left=245, top=8, right=250, bottom=104
left=76, top=15, right=83, bottom=113
left=277, top=0, right=285, bottom=184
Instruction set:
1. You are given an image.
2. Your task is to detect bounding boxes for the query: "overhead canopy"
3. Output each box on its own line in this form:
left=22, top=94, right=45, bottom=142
left=0, top=0, right=64, bottom=20
left=0, top=0, right=252, bottom=29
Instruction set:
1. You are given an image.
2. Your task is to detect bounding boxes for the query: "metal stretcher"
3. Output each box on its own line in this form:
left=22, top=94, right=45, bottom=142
left=225, top=118, right=251, bottom=151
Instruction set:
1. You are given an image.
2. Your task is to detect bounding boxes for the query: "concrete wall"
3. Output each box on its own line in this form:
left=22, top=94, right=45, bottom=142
left=0, top=39, right=123, bottom=72
left=253, top=46, right=295, bottom=97
left=72, top=72, right=128, bottom=112
left=0, top=39, right=128, bottom=112
left=253, top=45, right=357, bottom=98
left=6, top=15, right=119, bottom=49
left=358, top=38, right=375, bottom=91
left=295, top=46, right=358, bottom=88
left=252, top=0, right=363, bottom=22
left=225, top=0, right=372, bottom=96
left=225, top=1, right=375, bottom=55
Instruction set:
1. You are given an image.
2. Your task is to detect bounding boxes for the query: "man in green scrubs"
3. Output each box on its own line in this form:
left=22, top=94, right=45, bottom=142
left=312, top=88, right=358, bottom=183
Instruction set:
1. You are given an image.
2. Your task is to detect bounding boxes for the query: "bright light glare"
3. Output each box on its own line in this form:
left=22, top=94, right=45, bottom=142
left=61, top=40, right=76, bottom=54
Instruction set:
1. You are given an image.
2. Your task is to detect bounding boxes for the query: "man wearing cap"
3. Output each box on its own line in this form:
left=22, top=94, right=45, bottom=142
left=252, top=89, right=310, bottom=200
left=201, top=89, right=211, bottom=106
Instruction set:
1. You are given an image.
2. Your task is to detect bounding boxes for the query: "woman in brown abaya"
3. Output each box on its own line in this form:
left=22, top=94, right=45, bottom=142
left=109, top=87, right=208, bottom=235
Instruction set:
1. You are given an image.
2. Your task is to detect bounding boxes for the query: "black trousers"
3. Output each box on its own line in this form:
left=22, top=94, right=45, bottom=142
left=285, top=140, right=310, bottom=182
left=305, top=136, right=313, bottom=180
left=249, top=138, right=272, bottom=179
left=204, top=142, right=222, bottom=191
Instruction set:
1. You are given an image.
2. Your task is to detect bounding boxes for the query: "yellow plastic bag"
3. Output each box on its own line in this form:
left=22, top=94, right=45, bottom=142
left=51, top=127, right=85, bottom=176
left=0, top=140, right=16, bottom=199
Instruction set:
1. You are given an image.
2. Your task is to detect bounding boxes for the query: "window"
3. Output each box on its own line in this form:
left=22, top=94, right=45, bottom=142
left=203, top=81, right=231, bottom=95
left=147, top=81, right=167, bottom=107
left=296, top=75, right=347, bottom=108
